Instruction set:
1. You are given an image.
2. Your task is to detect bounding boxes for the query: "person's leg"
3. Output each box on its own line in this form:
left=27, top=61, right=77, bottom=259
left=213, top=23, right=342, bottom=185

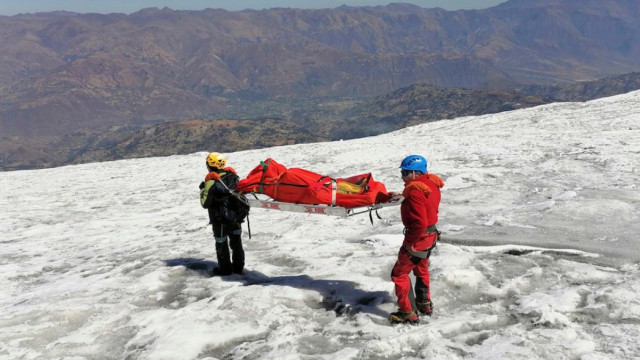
left=414, top=258, right=433, bottom=315
left=390, top=251, right=420, bottom=323
left=228, top=226, right=244, bottom=274
left=213, top=223, right=232, bottom=275
left=391, top=250, right=417, bottom=313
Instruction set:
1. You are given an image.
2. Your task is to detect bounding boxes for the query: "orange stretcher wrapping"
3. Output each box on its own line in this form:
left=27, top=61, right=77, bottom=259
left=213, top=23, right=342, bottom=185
left=236, top=158, right=390, bottom=209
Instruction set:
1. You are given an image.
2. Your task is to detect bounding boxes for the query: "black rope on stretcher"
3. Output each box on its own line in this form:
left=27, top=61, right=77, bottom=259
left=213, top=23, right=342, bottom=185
left=368, top=207, right=383, bottom=225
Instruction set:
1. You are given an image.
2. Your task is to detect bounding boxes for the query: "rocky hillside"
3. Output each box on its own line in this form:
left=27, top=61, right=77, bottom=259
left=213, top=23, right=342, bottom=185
left=1, top=0, right=639, bottom=138
left=332, top=86, right=550, bottom=139
left=6, top=70, right=640, bottom=171
left=519, top=72, right=640, bottom=102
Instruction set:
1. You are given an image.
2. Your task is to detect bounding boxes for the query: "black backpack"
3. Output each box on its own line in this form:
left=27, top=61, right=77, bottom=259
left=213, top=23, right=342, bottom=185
left=212, top=175, right=250, bottom=226
left=220, top=192, right=250, bottom=226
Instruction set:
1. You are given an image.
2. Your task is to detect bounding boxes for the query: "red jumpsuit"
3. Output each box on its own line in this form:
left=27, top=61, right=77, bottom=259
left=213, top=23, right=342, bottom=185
left=391, top=173, right=444, bottom=313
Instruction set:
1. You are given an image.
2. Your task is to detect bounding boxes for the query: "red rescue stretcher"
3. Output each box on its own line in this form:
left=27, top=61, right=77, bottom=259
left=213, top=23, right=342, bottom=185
left=237, top=158, right=402, bottom=219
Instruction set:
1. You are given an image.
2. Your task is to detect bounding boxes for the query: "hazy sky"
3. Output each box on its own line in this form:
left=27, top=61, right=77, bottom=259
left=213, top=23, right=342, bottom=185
left=0, top=1, right=508, bottom=16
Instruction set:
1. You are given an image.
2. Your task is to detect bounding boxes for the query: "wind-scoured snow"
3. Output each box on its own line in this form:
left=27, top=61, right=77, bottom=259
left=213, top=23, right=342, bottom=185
left=1, top=91, right=639, bottom=359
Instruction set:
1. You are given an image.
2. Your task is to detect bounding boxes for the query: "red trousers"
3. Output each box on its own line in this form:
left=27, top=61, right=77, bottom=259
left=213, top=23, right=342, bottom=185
left=391, top=233, right=437, bottom=312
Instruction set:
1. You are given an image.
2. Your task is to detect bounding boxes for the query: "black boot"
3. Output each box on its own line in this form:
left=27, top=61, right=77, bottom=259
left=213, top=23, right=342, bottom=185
left=417, top=300, right=433, bottom=316
left=415, top=278, right=431, bottom=315
left=389, top=310, right=419, bottom=324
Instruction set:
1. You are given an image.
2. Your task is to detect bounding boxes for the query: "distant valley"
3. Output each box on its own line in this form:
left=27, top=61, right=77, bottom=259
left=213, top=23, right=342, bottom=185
left=1, top=0, right=639, bottom=170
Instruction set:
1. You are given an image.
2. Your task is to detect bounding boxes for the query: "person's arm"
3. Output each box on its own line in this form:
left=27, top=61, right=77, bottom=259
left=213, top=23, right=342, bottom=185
left=200, top=179, right=216, bottom=208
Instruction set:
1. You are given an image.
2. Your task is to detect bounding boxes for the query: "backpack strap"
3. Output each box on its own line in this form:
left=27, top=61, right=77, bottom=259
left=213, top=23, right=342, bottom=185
left=205, top=171, right=221, bottom=182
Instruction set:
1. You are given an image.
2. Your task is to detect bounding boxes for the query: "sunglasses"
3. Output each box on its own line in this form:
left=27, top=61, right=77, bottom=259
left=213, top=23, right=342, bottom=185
left=401, top=169, right=413, bottom=177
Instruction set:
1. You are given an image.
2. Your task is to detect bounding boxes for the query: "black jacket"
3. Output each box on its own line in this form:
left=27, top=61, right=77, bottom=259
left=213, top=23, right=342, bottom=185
left=200, top=169, right=239, bottom=224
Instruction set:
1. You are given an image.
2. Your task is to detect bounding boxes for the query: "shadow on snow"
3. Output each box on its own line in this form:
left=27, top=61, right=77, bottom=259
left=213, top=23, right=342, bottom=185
left=164, top=257, right=391, bottom=318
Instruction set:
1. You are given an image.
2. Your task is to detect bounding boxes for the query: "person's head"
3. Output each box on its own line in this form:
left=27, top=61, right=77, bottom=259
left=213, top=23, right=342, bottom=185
left=400, top=155, right=427, bottom=182
left=206, top=152, right=226, bottom=172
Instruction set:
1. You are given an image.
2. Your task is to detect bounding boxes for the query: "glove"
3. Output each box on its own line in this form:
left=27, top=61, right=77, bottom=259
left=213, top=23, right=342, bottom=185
left=199, top=181, right=205, bottom=189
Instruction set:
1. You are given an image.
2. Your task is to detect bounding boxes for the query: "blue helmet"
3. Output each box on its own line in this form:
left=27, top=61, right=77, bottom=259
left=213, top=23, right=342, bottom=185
left=400, top=155, right=427, bottom=173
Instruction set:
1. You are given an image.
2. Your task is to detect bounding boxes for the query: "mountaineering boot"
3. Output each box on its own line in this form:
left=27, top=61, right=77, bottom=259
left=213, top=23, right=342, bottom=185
left=389, top=310, right=419, bottom=324
left=417, top=300, right=433, bottom=316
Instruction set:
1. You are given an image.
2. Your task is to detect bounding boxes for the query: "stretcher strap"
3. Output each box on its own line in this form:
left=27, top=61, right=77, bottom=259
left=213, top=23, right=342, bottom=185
left=331, top=179, right=337, bottom=206
left=259, top=160, right=268, bottom=194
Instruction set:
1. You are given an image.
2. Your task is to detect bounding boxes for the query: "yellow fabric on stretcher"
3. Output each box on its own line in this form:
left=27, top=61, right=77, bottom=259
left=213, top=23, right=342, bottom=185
left=337, top=178, right=367, bottom=195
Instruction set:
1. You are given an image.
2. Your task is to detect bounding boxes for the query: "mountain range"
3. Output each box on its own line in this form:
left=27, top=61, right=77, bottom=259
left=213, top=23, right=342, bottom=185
left=1, top=0, right=640, bottom=170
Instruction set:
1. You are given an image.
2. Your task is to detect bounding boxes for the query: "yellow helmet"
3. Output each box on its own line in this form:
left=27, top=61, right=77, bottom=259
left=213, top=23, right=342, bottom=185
left=205, top=153, right=226, bottom=170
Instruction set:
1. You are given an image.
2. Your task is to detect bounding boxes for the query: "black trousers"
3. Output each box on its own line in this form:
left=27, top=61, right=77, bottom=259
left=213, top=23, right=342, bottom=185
left=213, top=222, right=244, bottom=274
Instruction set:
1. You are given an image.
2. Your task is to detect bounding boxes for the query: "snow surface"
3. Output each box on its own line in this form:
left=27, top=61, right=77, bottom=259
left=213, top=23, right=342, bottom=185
left=1, top=91, right=639, bottom=359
